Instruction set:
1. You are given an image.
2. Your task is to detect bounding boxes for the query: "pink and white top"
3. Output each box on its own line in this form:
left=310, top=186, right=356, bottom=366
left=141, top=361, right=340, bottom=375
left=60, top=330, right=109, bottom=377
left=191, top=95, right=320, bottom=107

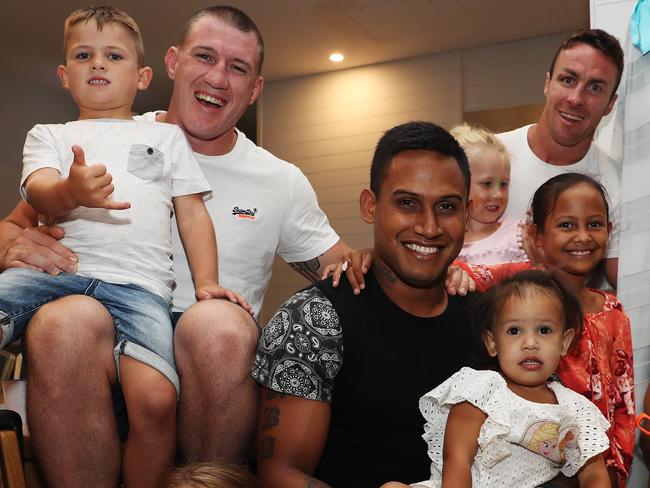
left=459, top=218, right=528, bottom=265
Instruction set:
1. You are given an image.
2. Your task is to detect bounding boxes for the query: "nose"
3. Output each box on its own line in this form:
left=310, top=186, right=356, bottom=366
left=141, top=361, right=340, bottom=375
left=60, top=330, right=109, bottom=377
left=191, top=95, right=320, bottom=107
left=204, top=62, right=229, bottom=89
left=414, top=209, right=441, bottom=239
left=490, top=185, right=503, bottom=201
left=566, top=86, right=584, bottom=106
left=91, top=58, right=106, bottom=71
left=574, top=225, right=592, bottom=243
left=522, top=332, right=539, bottom=350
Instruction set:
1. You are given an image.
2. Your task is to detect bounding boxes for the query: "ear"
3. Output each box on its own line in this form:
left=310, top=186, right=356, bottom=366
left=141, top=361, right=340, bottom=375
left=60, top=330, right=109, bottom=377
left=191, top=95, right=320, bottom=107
left=604, top=93, right=618, bottom=117
left=137, top=66, right=153, bottom=91
left=465, top=198, right=473, bottom=231
left=248, top=76, right=264, bottom=106
left=606, top=220, right=612, bottom=238
left=359, top=189, right=376, bottom=224
left=560, top=328, right=576, bottom=357
left=164, top=46, right=179, bottom=81
left=543, top=72, right=550, bottom=97
left=57, top=65, right=69, bottom=90
left=531, top=223, right=544, bottom=249
left=484, top=331, right=498, bottom=357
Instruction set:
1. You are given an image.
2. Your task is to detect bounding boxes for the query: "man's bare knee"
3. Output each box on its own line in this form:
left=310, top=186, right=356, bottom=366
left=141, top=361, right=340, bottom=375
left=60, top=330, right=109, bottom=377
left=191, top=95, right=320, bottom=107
left=27, top=295, right=113, bottom=348
left=175, top=299, right=259, bottom=357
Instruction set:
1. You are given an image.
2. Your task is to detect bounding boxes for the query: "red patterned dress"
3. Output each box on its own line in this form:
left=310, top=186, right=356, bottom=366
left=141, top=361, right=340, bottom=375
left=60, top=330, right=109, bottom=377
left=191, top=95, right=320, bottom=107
left=455, top=260, right=635, bottom=485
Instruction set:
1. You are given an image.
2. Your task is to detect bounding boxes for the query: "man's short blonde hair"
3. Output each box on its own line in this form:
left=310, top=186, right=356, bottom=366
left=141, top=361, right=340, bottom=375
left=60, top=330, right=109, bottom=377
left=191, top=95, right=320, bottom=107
left=63, top=6, right=145, bottom=67
left=449, top=123, right=510, bottom=164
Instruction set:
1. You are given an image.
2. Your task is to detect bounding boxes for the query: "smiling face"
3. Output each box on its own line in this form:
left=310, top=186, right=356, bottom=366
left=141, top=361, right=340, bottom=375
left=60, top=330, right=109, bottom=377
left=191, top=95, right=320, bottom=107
left=484, top=290, right=575, bottom=397
left=540, top=43, right=618, bottom=149
left=164, top=15, right=264, bottom=154
left=57, top=20, right=152, bottom=120
left=534, top=182, right=611, bottom=285
left=467, top=147, right=510, bottom=225
left=361, top=149, right=468, bottom=290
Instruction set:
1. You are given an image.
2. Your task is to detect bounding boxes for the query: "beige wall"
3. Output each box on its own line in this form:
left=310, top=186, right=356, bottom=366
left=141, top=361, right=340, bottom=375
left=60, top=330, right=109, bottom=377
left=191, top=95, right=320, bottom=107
left=0, top=74, right=76, bottom=215
left=258, top=32, right=568, bottom=323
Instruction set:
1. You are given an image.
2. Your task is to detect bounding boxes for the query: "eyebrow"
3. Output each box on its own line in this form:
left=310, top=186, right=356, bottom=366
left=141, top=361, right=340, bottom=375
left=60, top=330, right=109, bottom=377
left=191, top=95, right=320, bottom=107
left=392, top=189, right=464, bottom=201
left=193, top=45, right=254, bottom=70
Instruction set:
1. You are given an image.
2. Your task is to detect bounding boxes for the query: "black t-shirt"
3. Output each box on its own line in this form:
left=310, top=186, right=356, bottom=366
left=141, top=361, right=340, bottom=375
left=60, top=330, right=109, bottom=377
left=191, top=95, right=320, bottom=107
left=253, top=270, right=473, bottom=487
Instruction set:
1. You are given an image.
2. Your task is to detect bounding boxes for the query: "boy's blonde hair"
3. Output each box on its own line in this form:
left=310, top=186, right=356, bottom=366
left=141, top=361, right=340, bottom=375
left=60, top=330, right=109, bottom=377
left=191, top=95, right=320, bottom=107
left=449, top=123, right=510, bottom=164
left=63, top=6, right=145, bottom=67
left=163, top=462, right=260, bottom=488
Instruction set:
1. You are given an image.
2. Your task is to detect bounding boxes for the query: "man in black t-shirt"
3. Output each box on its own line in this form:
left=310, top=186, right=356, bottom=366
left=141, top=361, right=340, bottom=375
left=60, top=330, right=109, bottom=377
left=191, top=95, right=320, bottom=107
left=253, top=121, right=473, bottom=487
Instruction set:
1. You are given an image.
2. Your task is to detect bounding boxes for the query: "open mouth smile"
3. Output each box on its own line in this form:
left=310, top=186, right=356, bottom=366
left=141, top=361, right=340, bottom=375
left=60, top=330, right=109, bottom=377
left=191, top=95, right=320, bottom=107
left=559, top=111, right=585, bottom=122
left=404, top=243, right=440, bottom=255
left=88, top=78, right=109, bottom=85
left=195, top=92, right=226, bottom=108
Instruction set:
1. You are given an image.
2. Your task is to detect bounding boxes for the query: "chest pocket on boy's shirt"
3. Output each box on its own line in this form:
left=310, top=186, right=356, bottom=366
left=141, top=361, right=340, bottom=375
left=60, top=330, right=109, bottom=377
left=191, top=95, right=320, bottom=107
left=127, top=144, right=164, bottom=181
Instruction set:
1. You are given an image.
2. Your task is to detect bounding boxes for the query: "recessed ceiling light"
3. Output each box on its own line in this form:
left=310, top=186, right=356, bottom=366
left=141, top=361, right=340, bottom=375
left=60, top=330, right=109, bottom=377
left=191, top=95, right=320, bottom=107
left=329, top=53, right=344, bottom=62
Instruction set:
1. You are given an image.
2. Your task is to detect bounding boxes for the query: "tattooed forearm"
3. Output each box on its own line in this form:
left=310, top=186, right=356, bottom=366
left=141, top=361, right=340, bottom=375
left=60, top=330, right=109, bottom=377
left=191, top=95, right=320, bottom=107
left=290, top=256, right=322, bottom=282
left=305, top=477, right=332, bottom=488
left=262, top=406, right=281, bottom=430
left=260, top=436, right=276, bottom=459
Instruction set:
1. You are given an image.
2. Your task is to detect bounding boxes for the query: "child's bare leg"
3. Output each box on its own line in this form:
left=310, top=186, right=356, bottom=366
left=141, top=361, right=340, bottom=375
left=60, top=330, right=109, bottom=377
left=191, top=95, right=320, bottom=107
left=380, top=483, right=412, bottom=488
left=120, top=355, right=177, bottom=488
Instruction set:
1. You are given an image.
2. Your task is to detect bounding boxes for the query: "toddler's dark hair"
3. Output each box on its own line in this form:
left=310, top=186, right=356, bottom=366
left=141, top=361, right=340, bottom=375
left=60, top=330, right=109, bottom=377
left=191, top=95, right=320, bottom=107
left=471, top=270, right=583, bottom=370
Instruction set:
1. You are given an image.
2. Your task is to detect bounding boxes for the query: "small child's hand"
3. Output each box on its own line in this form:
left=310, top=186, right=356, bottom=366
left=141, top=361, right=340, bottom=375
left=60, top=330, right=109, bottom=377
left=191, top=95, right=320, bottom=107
left=66, top=145, right=131, bottom=210
left=321, top=248, right=373, bottom=294
left=195, top=284, right=254, bottom=316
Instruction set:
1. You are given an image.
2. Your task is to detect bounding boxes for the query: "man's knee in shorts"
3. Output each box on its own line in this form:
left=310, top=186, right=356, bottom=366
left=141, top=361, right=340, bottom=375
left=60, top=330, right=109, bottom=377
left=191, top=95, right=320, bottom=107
left=175, top=299, right=259, bottom=354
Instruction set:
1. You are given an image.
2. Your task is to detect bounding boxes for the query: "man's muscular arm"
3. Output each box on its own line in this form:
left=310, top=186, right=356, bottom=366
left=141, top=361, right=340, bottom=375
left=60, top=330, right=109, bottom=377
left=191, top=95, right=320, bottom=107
left=0, top=200, right=76, bottom=274
left=257, top=387, right=332, bottom=488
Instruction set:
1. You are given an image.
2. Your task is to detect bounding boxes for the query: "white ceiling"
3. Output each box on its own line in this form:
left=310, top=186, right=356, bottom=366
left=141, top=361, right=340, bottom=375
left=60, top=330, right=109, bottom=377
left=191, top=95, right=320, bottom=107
left=1, top=0, right=588, bottom=111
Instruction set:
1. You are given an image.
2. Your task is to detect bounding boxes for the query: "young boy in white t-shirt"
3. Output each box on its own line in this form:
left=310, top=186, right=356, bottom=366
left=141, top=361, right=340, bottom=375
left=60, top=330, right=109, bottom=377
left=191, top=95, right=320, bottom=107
left=0, top=7, right=250, bottom=486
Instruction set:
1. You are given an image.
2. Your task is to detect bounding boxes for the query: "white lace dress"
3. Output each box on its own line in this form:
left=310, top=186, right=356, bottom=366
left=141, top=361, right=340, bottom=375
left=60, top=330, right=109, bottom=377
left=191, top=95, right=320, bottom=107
left=412, top=367, right=610, bottom=488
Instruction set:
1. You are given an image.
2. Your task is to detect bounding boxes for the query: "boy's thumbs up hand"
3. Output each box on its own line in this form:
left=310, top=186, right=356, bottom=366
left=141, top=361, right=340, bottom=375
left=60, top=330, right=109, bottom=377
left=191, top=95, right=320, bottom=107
left=66, top=145, right=131, bottom=210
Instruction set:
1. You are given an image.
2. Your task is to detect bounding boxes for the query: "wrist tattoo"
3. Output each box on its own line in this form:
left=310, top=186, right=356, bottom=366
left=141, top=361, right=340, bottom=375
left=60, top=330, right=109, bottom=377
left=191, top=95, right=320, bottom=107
left=290, top=256, right=322, bottom=282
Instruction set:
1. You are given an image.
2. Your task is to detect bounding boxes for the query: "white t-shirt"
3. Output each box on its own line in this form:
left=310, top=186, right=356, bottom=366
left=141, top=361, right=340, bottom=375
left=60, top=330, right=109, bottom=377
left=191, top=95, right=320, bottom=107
left=498, top=125, right=621, bottom=258
left=21, top=119, right=211, bottom=301
left=138, top=113, right=340, bottom=316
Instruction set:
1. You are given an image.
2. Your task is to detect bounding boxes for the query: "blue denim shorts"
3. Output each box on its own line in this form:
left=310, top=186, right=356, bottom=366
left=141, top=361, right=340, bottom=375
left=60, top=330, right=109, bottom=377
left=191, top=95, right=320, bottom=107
left=0, top=269, right=179, bottom=395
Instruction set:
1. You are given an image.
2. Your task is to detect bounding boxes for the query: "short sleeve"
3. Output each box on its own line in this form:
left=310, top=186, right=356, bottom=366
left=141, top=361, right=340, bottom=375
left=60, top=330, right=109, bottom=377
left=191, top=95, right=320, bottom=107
left=553, top=385, right=610, bottom=477
left=252, top=286, right=343, bottom=403
left=276, top=166, right=339, bottom=263
left=419, top=368, right=513, bottom=469
left=21, top=124, right=65, bottom=200
left=168, top=127, right=212, bottom=198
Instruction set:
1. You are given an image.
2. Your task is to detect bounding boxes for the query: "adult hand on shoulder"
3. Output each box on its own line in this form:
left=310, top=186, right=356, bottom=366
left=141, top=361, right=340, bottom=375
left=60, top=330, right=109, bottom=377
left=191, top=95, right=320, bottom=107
left=1, top=225, right=77, bottom=275
left=66, top=145, right=131, bottom=211
left=322, top=248, right=373, bottom=294
left=195, top=283, right=254, bottom=316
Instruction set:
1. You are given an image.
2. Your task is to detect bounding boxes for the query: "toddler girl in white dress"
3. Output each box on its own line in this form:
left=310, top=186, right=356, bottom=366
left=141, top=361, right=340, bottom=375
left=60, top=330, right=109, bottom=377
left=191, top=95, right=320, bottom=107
left=383, top=271, right=610, bottom=488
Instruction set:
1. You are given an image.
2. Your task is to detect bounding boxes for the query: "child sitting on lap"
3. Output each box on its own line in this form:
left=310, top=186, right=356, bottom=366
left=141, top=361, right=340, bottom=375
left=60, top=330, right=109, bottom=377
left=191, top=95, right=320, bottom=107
left=383, top=271, right=610, bottom=488
left=0, top=6, right=249, bottom=487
